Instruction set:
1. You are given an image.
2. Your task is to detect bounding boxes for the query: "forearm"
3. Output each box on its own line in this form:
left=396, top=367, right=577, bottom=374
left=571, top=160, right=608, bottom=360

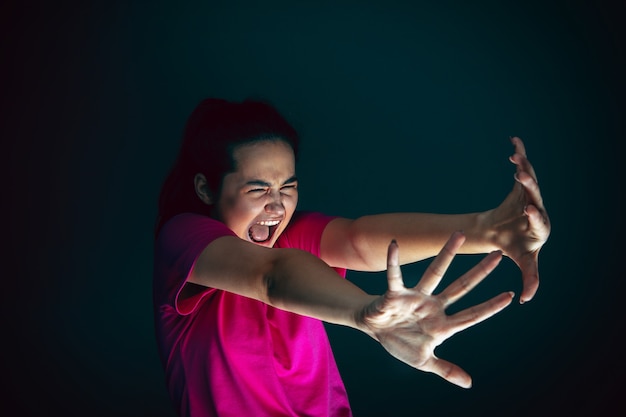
left=266, top=248, right=377, bottom=330
left=190, top=237, right=377, bottom=330
left=349, top=211, right=497, bottom=270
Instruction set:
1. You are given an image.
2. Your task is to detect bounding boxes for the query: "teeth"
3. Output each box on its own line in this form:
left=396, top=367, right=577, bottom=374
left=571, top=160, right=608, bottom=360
left=257, top=220, right=280, bottom=226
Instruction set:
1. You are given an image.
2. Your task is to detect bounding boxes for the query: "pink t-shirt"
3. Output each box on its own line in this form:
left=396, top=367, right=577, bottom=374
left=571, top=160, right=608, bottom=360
left=153, top=212, right=352, bottom=417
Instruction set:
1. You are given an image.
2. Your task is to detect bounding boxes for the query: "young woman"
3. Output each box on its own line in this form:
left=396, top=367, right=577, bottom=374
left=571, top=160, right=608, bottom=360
left=153, top=98, right=550, bottom=416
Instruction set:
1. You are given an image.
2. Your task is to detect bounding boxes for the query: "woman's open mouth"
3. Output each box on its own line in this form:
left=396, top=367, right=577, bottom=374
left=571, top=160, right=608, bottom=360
left=248, top=220, right=281, bottom=244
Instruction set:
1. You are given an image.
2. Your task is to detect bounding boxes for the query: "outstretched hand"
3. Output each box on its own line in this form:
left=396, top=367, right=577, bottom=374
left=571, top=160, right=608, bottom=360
left=489, top=137, right=551, bottom=303
left=360, top=232, right=514, bottom=388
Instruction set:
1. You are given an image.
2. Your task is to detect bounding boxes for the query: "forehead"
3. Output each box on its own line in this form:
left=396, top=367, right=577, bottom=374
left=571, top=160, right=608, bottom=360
left=231, top=140, right=296, bottom=179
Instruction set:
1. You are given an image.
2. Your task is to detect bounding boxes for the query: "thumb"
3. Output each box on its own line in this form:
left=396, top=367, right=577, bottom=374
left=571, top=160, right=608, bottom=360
left=386, top=240, right=405, bottom=292
left=519, top=251, right=540, bottom=304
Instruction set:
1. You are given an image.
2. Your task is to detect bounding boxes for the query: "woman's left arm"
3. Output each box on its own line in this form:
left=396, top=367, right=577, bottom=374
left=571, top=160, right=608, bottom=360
left=321, top=137, right=550, bottom=303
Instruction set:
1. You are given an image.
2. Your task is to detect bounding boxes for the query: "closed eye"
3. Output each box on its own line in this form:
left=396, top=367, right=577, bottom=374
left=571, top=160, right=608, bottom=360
left=281, top=183, right=298, bottom=193
left=244, top=177, right=297, bottom=194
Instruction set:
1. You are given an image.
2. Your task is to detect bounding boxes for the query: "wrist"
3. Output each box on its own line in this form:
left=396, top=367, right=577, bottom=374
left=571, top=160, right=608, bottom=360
left=353, top=294, right=381, bottom=340
left=470, top=210, right=499, bottom=253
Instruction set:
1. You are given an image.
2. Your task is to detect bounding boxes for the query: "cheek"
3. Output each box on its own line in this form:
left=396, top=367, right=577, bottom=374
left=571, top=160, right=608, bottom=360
left=289, top=199, right=298, bottom=213
left=283, top=196, right=298, bottom=222
left=230, top=200, right=258, bottom=223
left=219, top=197, right=254, bottom=227
left=287, top=192, right=298, bottom=209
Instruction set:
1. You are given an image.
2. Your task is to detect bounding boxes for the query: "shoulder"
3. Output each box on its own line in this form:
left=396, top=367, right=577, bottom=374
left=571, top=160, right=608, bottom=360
left=276, top=211, right=337, bottom=254
left=156, top=213, right=235, bottom=256
left=289, top=211, right=336, bottom=228
left=160, top=212, right=232, bottom=237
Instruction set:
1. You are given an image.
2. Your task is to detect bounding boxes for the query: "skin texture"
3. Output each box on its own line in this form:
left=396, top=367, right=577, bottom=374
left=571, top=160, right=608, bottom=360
left=187, top=136, right=550, bottom=387
left=362, top=233, right=513, bottom=388
left=194, top=140, right=299, bottom=248
left=321, top=136, right=550, bottom=303
left=496, top=136, right=550, bottom=302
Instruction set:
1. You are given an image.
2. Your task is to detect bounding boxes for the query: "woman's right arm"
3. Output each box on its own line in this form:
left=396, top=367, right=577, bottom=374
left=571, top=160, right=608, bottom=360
left=187, top=235, right=377, bottom=328
left=189, top=233, right=514, bottom=388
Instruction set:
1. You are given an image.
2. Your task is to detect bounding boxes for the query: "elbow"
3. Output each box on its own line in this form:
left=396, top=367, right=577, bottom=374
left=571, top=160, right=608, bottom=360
left=261, top=251, right=293, bottom=308
left=261, top=249, right=319, bottom=310
left=347, top=217, right=387, bottom=272
left=263, top=267, right=277, bottom=305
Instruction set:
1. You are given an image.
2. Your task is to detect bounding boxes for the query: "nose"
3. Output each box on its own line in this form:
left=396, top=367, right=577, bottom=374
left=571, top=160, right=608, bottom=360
left=265, top=189, right=285, bottom=215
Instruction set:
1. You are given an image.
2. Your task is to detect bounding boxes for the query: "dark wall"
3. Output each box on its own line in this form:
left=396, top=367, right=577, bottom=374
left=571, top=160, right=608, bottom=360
left=3, top=1, right=624, bottom=416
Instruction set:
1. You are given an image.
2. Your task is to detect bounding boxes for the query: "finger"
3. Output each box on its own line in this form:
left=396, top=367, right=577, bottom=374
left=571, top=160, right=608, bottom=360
left=415, top=231, right=465, bottom=295
left=517, top=172, right=545, bottom=212
left=525, top=204, right=550, bottom=238
left=510, top=136, right=527, bottom=158
left=420, top=356, right=473, bottom=389
left=438, top=250, right=503, bottom=307
left=509, top=136, right=542, bottom=185
left=386, top=240, right=405, bottom=292
left=447, top=291, right=514, bottom=334
left=518, top=251, right=540, bottom=304
left=510, top=153, right=538, bottom=184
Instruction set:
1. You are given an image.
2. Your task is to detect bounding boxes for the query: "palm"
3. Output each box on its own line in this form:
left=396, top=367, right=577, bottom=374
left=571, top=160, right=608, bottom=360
left=370, top=296, right=451, bottom=374
left=361, top=232, right=514, bottom=388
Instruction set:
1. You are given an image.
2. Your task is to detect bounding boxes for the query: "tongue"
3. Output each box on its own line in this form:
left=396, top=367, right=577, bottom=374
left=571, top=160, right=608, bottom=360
left=250, top=224, right=270, bottom=242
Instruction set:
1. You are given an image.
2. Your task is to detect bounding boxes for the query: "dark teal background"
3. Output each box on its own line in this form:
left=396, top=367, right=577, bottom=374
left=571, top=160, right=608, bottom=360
left=3, top=1, right=624, bottom=416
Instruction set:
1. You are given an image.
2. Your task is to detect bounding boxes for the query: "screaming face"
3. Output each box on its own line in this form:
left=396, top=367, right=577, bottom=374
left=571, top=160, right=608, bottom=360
left=212, top=139, right=298, bottom=248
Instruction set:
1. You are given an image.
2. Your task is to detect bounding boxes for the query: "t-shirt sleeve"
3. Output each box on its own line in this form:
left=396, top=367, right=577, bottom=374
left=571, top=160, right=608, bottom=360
left=153, top=213, right=236, bottom=315
left=276, top=211, right=347, bottom=278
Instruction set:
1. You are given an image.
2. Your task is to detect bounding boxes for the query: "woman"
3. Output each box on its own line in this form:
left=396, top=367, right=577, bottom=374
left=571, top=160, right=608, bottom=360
left=153, top=98, right=550, bottom=416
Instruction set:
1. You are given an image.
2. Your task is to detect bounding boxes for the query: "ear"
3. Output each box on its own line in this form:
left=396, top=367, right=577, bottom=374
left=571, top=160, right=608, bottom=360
left=194, top=173, right=213, bottom=205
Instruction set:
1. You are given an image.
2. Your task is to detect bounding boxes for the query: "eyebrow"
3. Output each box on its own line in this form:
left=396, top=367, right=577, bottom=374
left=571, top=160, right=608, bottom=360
left=244, top=176, right=298, bottom=187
